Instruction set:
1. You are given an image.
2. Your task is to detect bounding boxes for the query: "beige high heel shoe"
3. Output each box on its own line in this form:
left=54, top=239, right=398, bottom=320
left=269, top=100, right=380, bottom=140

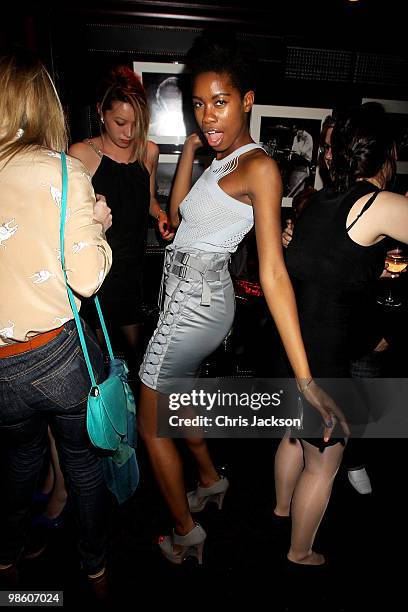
left=158, top=523, right=206, bottom=565
left=187, top=476, right=229, bottom=513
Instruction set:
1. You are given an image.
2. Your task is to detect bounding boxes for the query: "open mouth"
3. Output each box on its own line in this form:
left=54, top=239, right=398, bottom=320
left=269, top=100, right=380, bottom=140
left=205, top=130, right=224, bottom=147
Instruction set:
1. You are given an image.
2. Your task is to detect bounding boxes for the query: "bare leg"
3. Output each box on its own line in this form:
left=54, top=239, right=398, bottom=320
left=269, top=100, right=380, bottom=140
left=43, top=427, right=67, bottom=519
left=184, top=437, right=220, bottom=487
left=138, top=383, right=195, bottom=536
left=274, top=435, right=304, bottom=517
left=288, top=439, right=344, bottom=565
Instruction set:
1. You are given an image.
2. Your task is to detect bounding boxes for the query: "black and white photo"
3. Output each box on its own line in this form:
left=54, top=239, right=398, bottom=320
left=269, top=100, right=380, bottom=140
left=133, top=62, right=196, bottom=146
left=250, top=105, right=331, bottom=205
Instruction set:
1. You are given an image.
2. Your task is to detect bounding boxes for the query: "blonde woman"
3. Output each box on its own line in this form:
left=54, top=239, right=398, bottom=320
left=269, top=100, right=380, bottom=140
left=0, top=49, right=112, bottom=596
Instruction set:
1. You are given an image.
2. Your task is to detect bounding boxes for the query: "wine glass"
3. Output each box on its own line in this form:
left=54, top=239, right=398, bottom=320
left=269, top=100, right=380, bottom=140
left=377, top=248, right=408, bottom=307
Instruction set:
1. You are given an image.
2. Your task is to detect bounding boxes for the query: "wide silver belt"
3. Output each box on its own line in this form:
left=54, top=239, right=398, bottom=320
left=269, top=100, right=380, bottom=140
left=158, top=250, right=228, bottom=309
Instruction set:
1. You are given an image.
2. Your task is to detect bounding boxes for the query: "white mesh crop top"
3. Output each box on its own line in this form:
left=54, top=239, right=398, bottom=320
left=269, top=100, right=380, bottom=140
left=172, top=143, right=264, bottom=253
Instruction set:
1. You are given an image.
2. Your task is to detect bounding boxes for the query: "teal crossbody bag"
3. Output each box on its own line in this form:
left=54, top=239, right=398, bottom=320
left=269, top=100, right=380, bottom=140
left=59, top=152, right=129, bottom=451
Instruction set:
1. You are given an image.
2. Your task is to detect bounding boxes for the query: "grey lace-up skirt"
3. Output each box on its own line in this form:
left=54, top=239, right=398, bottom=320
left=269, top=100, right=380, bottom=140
left=139, top=245, right=234, bottom=393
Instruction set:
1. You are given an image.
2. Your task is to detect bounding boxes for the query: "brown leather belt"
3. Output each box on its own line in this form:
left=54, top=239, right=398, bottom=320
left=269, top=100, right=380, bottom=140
left=0, top=325, right=65, bottom=358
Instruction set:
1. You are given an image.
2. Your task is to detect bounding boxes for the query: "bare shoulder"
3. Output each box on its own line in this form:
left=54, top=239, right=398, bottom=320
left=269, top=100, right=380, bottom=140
left=243, top=147, right=279, bottom=175
left=68, top=141, right=88, bottom=159
left=68, top=140, right=100, bottom=176
left=242, top=148, right=281, bottom=191
left=376, top=190, right=408, bottom=206
left=364, top=189, right=408, bottom=217
left=146, top=140, right=159, bottom=163
left=368, top=190, right=408, bottom=243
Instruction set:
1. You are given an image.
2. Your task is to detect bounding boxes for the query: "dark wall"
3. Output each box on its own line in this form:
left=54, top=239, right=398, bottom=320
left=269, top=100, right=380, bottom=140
left=3, top=1, right=407, bottom=311
left=39, top=1, right=407, bottom=142
left=5, top=3, right=406, bottom=140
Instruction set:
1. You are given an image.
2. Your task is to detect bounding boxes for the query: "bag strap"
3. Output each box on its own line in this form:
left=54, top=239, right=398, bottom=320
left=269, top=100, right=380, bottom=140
left=59, top=152, right=115, bottom=389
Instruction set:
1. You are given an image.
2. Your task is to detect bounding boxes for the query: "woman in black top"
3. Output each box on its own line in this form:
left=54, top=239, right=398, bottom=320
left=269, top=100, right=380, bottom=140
left=69, top=66, right=174, bottom=371
left=274, top=103, right=408, bottom=566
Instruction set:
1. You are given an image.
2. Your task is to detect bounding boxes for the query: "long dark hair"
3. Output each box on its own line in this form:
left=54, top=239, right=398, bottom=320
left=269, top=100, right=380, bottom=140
left=330, top=102, right=396, bottom=192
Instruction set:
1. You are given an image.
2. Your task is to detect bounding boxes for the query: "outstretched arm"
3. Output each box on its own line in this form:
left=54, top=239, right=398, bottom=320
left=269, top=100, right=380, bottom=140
left=250, top=155, right=310, bottom=381
left=250, top=154, right=348, bottom=439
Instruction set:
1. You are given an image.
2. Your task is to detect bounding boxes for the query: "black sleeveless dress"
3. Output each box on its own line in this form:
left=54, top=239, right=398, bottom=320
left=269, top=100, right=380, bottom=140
left=91, top=155, right=150, bottom=326
left=286, top=181, right=387, bottom=446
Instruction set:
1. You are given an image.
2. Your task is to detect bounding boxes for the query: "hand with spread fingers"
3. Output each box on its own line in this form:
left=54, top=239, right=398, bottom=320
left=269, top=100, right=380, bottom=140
left=298, top=378, right=350, bottom=442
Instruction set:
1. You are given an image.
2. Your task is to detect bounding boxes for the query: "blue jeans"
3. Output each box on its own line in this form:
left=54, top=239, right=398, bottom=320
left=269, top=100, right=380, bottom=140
left=0, top=320, right=107, bottom=574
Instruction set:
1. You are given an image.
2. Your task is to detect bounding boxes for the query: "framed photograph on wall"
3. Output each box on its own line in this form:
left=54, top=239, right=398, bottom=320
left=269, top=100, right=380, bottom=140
left=250, top=105, right=332, bottom=206
left=133, top=61, right=196, bottom=146
left=362, top=99, right=408, bottom=177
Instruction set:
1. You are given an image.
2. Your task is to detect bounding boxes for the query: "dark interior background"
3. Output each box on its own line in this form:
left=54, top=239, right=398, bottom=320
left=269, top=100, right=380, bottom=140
left=2, top=0, right=407, bottom=311
left=3, top=0, right=407, bottom=138
left=1, top=9, right=407, bottom=608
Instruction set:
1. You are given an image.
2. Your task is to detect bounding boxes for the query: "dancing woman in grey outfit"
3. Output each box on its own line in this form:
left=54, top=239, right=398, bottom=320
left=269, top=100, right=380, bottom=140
left=138, top=33, right=347, bottom=565
left=140, top=143, right=258, bottom=392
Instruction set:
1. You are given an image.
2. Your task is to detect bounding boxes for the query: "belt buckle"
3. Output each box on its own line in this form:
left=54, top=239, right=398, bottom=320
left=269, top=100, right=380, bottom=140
left=178, top=266, right=188, bottom=280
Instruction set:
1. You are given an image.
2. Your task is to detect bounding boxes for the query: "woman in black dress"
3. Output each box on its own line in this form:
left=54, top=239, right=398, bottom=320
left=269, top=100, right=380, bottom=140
left=69, top=66, right=173, bottom=371
left=274, top=103, right=408, bottom=566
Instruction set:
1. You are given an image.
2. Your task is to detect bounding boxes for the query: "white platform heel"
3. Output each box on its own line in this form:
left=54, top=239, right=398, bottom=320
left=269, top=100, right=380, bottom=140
left=187, top=476, right=229, bottom=513
left=158, top=523, right=206, bottom=565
